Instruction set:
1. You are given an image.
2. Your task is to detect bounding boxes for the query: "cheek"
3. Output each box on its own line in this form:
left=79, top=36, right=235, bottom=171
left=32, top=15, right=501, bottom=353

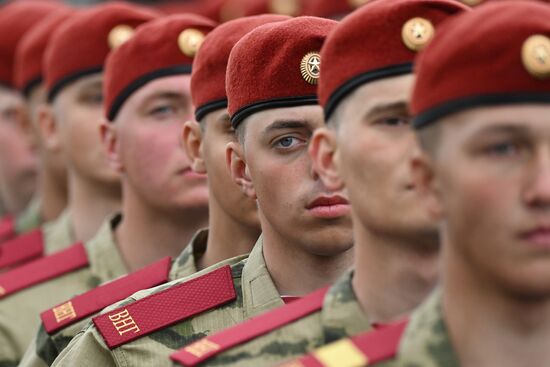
left=122, top=128, right=179, bottom=176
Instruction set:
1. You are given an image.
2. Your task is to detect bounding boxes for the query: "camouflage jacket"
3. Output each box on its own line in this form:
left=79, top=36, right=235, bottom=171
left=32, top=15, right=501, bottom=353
left=40, top=210, right=75, bottom=254
left=18, top=229, right=218, bottom=367
left=51, top=237, right=283, bottom=367
left=0, top=215, right=127, bottom=366
left=14, top=197, right=42, bottom=235
left=187, top=269, right=371, bottom=367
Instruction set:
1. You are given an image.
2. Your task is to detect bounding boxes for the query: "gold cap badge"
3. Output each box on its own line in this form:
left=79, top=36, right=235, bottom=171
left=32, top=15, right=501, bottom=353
left=460, top=0, right=483, bottom=6
left=300, top=52, right=321, bottom=85
left=401, top=17, right=435, bottom=52
left=269, top=0, right=301, bottom=16
left=522, top=34, right=550, bottom=79
left=178, top=28, right=205, bottom=58
left=108, top=25, right=135, bottom=50
left=347, top=0, right=370, bottom=9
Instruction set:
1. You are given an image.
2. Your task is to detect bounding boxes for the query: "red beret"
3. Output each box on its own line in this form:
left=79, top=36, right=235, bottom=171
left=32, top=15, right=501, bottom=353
left=227, top=16, right=337, bottom=127
left=192, top=14, right=289, bottom=121
left=105, top=14, right=218, bottom=121
left=301, top=0, right=367, bottom=19
left=15, top=7, right=74, bottom=96
left=0, top=1, right=61, bottom=88
left=318, top=0, right=468, bottom=120
left=44, top=2, right=160, bottom=102
left=412, top=1, right=550, bottom=128
left=219, top=0, right=302, bottom=21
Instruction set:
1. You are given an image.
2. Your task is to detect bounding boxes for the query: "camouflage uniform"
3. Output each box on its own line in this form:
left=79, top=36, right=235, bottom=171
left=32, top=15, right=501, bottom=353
left=51, top=237, right=283, bottom=367
left=0, top=215, right=126, bottom=366
left=40, top=210, right=75, bottom=254
left=18, top=229, right=243, bottom=367
left=14, top=197, right=42, bottom=235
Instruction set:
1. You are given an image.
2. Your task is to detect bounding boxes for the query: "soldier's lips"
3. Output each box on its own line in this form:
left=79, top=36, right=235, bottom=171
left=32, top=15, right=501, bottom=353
left=179, top=168, right=207, bottom=179
left=306, top=195, right=350, bottom=218
left=520, top=226, right=550, bottom=248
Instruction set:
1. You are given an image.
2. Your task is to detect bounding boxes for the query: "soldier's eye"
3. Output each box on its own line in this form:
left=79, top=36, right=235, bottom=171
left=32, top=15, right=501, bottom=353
left=375, top=116, right=410, bottom=127
left=274, top=136, right=301, bottom=148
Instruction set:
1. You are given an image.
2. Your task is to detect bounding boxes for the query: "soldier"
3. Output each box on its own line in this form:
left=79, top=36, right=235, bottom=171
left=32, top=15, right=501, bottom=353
left=0, top=1, right=60, bottom=243
left=17, top=12, right=272, bottom=366
left=166, top=1, right=467, bottom=367
left=0, top=3, right=159, bottom=365
left=11, top=7, right=74, bottom=237
left=51, top=16, right=353, bottom=367
left=283, top=1, right=550, bottom=366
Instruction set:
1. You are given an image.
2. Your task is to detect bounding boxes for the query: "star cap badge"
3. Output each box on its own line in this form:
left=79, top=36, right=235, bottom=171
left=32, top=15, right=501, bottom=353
left=401, top=17, right=435, bottom=52
left=300, top=52, right=321, bottom=85
left=269, top=0, right=301, bottom=16
left=460, top=0, right=483, bottom=6
left=522, top=34, right=550, bottom=79
left=347, top=0, right=370, bottom=9
left=178, top=28, right=205, bottom=58
left=108, top=25, right=135, bottom=50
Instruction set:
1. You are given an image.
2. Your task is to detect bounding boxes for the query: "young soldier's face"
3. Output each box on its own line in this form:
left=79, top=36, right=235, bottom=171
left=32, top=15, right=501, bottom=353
left=235, top=105, right=353, bottom=255
left=0, top=87, right=37, bottom=213
left=419, top=104, right=550, bottom=297
left=316, top=75, right=436, bottom=243
left=184, top=109, right=259, bottom=228
left=112, top=75, right=209, bottom=211
left=53, top=74, right=119, bottom=186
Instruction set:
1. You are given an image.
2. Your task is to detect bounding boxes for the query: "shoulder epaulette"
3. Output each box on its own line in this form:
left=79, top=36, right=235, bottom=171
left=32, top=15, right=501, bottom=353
left=41, top=256, right=172, bottom=335
left=0, top=216, right=15, bottom=243
left=93, top=265, right=236, bottom=349
left=0, top=242, right=88, bottom=299
left=171, top=286, right=329, bottom=366
left=0, top=229, right=44, bottom=269
left=277, top=319, right=408, bottom=367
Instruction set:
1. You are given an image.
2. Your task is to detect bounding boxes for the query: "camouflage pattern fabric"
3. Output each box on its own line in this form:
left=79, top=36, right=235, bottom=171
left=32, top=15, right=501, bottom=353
left=0, top=215, right=127, bottom=366
left=14, top=196, right=42, bottom=235
left=40, top=210, right=75, bottom=254
left=51, top=237, right=282, bottom=367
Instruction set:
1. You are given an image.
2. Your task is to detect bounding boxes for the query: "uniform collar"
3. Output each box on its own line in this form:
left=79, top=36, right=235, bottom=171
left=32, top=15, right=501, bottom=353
left=85, top=213, right=128, bottom=285
left=241, top=235, right=284, bottom=318
left=169, top=228, right=209, bottom=280
left=41, top=209, right=75, bottom=253
left=14, top=195, right=42, bottom=233
left=320, top=269, right=372, bottom=344
left=398, top=288, right=459, bottom=367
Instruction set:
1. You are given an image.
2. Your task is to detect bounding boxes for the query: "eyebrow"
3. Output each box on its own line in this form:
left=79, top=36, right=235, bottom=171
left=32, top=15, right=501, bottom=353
left=471, top=123, right=531, bottom=137
left=264, top=119, right=311, bottom=134
left=141, top=91, right=188, bottom=106
left=363, top=101, right=409, bottom=120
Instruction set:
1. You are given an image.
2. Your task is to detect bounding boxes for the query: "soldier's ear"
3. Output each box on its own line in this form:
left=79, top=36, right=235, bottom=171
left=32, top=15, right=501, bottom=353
left=182, top=120, right=206, bottom=174
left=411, top=150, right=443, bottom=219
left=37, top=104, right=62, bottom=153
left=100, top=119, right=123, bottom=173
left=226, top=141, right=256, bottom=199
left=309, top=127, right=345, bottom=191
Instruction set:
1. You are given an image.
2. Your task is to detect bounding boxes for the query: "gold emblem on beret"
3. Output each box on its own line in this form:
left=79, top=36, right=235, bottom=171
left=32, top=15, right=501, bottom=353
left=401, top=17, right=435, bottom=52
left=300, top=52, right=321, bottom=85
left=460, top=0, right=483, bottom=6
left=347, top=0, right=370, bottom=9
left=108, top=25, right=135, bottom=50
left=269, top=0, right=301, bottom=16
left=178, top=28, right=205, bottom=58
left=522, top=34, right=550, bottom=79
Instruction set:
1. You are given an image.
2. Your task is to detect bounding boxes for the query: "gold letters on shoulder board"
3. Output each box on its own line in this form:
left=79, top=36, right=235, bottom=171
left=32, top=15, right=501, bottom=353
left=108, top=25, right=135, bottom=50
left=178, top=29, right=205, bottom=58
left=401, top=17, right=435, bottom=52
left=522, top=34, right=550, bottom=79
left=300, top=52, right=321, bottom=85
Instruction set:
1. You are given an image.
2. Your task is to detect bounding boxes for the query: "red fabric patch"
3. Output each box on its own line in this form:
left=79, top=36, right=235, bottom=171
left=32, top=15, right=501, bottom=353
left=41, top=256, right=172, bottom=335
left=0, top=243, right=88, bottom=299
left=0, top=229, right=44, bottom=269
left=171, top=287, right=328, bottom=366
left=93, top=265, right=236, bottom=349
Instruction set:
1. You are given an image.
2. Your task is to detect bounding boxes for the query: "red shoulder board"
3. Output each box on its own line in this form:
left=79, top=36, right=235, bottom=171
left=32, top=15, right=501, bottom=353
left=171, top=286, right=329, bottom=366
left=0, top=243, right=88, bottom=299
left=0, top=216, right=15, bottom=244
left=41, top=256, right=172, bottom=335
left=93, top=265, right=236, bottom=349
left=0, top=229, right=44, bottom=269
left=277, top=320, right=408, bottom=367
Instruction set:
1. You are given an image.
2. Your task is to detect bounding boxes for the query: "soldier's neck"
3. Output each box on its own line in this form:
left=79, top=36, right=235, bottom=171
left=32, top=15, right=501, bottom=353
left=443, top=245, right=550, bottom=367
left=37, top=163, right=68, bottom=222
left=115, top=185, right=209, bottom=272
left=352, top=222, right=439, bottom=324
left=67, top=172, right=121, bottom=243
left=261, top=222, right=353, bottom=296
left=196, top=195, right=259, bottom=271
